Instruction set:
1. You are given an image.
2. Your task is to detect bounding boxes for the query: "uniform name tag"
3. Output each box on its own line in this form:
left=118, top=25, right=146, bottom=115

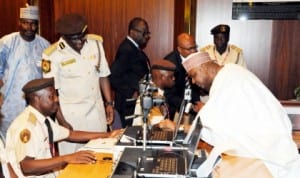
left=61, top=58, right=76, bottom=66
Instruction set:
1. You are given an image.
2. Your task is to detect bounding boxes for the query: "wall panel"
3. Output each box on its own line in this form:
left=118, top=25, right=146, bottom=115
left=2, top=0, right=298, bottom=99
left=270, top=21, right=300, bottom=99
left=196, top=0, right=272, bottom=87
left=195, top=0, right=300, bottom=99
left=52, top=0, right=174, bottom=65
left=0, top=0, right=28, bottom=37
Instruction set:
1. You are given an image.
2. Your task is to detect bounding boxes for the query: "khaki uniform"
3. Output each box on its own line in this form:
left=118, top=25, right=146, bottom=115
left=6, top=106, right=69, bottom=178
left=200, top=44, right=246, bottom=68
left=42, top=34, right=110, bottom=155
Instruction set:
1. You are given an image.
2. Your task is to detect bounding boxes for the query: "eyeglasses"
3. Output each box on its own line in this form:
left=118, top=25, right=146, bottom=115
left=65, top=32, right=87, bottom=42
left=179, top=45, right=198, bottom=51
left=132, top=28, right=151, bottom=36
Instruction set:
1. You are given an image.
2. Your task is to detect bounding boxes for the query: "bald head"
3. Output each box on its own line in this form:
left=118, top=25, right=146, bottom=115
left=177, top=33, right=197, bottom=57
left=151, top=59, right=176, bottom=89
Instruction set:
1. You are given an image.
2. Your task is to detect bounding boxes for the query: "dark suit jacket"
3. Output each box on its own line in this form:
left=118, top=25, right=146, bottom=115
left=164, top=50, right=201, bottom=120
left=110, top=38, right=150, bottom=126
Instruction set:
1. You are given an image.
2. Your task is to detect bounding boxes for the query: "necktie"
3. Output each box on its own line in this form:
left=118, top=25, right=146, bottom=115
left=44, top=119, right=55, bottom=157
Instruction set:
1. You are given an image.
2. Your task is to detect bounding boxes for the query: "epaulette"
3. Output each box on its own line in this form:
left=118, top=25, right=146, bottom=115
left=44, top=42, right=58, bottom=56
left=27, top=112, right=37, bottom=126
left=200, top=45, right=213, bottom=52
left=230, top=45, right=242, bottom=53
left=87, top=34, right=103, bottom=42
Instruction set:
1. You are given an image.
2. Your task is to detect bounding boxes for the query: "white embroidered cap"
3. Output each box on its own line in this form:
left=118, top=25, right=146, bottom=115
left=182, top=51, right=211, bottom=72
left=20, top=5, right=39, bottom=20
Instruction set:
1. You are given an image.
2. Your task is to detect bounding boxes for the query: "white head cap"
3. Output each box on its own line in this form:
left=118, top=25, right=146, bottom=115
left=20, top=5, right=39, bottom=20
left=182, top=52, right=211, bottom=72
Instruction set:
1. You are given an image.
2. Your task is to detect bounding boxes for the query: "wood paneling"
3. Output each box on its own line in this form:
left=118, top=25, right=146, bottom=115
left=269, top=21, right=300, bottom=99
left=174, top=0, right=197, bottom=48
left=2, top=0, right=299, bottom=99
left=39, top=0, right=55, bottom=43
left=50, top=0, right=174, bottom=65
left=0, top=0, right=28, bottom=37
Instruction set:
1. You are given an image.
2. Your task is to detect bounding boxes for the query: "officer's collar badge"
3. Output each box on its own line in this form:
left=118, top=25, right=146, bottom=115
left=220, top=26, right=226, bottom=32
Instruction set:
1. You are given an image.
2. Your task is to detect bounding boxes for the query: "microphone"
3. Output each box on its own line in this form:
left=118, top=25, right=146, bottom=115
left=184, top=102, right=192, bottom=113
left=184, top=80, right=191, bottom=101
left=124, top=114, right=140, bottom=120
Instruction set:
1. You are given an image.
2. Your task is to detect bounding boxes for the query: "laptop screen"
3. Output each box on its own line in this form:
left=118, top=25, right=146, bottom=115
left=185, top=117, right=202, bottom=170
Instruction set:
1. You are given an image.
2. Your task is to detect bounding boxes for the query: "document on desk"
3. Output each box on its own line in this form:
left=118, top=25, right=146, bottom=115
left=79, top=138, right=124, bottom=162
left=57, top=152, right=113, bottom=178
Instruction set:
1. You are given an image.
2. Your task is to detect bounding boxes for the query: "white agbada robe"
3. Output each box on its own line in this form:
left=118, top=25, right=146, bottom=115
left=197, top=64, right=300, bottom=178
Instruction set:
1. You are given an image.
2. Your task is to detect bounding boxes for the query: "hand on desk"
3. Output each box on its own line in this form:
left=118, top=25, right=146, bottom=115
left=109, top=129, right=124, bottom=139
left=158, top=119, right=176, bottom=131
left=64, top=150, right=97, bottom=164
left=157, top=119, right=191, bottom=133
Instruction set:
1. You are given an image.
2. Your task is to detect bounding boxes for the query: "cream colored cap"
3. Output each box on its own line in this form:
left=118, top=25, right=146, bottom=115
left=20, top=5, right=39, bottom=20
left=182, top=51, right=211, bottom=72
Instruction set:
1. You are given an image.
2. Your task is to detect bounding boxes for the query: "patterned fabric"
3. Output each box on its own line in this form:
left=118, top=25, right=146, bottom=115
left=0, top=32, right=49, bottom=137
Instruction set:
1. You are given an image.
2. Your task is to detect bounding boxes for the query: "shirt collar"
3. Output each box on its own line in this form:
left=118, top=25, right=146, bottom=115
left=27, top=105, right=47, bottom=123
left=127, top=36, right=139, bottom=48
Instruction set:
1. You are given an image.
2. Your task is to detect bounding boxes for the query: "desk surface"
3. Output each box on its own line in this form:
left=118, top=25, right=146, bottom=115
left=57, top=152, right=114, bottom=178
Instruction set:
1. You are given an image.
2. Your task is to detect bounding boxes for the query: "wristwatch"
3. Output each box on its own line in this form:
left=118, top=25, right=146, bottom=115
left=105, top=101, right=114, bottom=107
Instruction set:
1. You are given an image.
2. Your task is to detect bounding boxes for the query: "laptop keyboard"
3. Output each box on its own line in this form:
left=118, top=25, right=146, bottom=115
left=152, top=157, right=177, bottom=174
left=151, top=131, right=168, bottom=140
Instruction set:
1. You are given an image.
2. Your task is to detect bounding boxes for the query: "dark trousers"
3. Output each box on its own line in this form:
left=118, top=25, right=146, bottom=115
left=114, top=92, right=136, bottom=128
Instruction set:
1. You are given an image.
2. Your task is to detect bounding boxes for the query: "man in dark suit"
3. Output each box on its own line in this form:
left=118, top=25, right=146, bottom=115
left=110, top=17, right=150, bottom=127
left=164, top=33, right=204, bottom=120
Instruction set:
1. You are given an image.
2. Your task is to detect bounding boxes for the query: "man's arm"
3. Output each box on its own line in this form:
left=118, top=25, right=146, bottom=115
left=55, top=105, right=73, bottom=130
left=67, top=129, right=123, bottom=142
left=19, top=151, right=97, bottom=176
left=99, top=77, right=114, bottom=125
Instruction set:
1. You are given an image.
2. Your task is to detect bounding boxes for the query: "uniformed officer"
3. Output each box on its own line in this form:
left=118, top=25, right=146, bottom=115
left=200, top=24, right=246, bottom=67
left=42, top=13, right=114, bottom=155
left=5, top=78, right=122, bottom=178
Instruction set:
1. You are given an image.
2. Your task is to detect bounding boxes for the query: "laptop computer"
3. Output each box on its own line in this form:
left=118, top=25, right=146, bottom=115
left=135, top=98, right=190, bottom=145
left=136, top=117, right=202, bottom=177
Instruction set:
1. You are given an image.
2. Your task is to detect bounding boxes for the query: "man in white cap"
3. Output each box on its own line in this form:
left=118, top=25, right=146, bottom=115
left=0, top=4, right=50, bottom=139
left=182, top=52, right=300, bottom=178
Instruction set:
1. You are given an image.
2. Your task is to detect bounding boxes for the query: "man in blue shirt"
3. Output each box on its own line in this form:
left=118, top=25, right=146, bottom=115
left=0, top=5, right=49, bottom=138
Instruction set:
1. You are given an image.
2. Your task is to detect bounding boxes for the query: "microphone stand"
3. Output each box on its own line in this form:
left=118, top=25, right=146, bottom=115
left=141, top=94, right=152, bottom=151
left=142, top=109, right=150, bottom=151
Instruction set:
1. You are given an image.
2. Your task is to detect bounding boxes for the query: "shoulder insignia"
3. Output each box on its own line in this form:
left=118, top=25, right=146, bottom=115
left=200, top=45, right=213, bottom=52
left=59, top=42, right=65, bottom=49
left=42, top=59, right=51, bottom=73
left=87, top=34, right=103, bottom=42
left=230, top=45, right=242, bottom=53
left=44, top=42, right=58, bottom=56
left=28, top=112, right=37, bottom=125
left=20, top=129, right=31, bottom=143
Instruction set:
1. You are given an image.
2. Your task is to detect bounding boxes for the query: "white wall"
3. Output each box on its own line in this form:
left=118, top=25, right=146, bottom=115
left=196, top=0, right=273, bottom=85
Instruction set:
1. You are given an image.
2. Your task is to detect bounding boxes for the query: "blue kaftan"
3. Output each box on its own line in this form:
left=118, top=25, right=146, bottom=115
left=0, top=32, right=49, bottom=138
